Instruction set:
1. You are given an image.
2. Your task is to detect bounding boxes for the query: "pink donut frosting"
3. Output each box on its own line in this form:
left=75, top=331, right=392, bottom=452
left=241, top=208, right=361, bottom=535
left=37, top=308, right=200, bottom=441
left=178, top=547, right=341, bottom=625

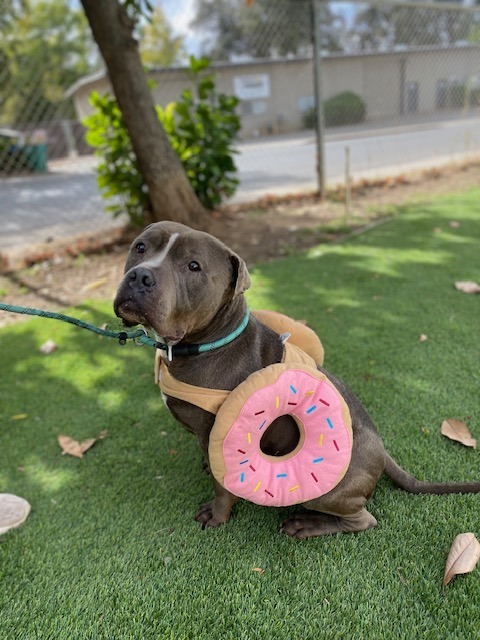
left=221, top=369, right=352, bottom=507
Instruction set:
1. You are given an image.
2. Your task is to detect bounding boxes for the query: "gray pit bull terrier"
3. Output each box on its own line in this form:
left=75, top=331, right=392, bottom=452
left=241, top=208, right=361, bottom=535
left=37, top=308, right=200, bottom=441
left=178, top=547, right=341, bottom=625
left=114, top=221, right=480, bottom=538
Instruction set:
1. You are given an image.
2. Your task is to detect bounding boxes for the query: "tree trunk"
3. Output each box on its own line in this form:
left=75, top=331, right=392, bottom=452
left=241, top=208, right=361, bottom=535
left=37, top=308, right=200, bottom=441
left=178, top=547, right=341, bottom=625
left=80, top=0, right=211, bottom=230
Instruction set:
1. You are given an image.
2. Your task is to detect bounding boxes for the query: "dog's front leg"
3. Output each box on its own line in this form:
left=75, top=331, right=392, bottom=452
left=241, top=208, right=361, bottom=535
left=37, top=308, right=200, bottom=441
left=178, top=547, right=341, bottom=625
left=166, top=399, right=239, bottom=528
left=195, top=477, right=239, bottom=528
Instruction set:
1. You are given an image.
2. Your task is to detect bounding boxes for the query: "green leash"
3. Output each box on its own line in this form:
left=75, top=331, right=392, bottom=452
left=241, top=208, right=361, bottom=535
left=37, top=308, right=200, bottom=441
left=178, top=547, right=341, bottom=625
left=0, top=302, right=251, bottom=357
left=0, top=301, right=156, bottom=347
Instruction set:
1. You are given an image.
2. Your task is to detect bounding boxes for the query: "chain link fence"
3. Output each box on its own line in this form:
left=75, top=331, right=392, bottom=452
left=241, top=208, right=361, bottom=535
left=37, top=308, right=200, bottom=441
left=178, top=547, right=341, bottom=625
left=1, top=0, right=480, bottom=251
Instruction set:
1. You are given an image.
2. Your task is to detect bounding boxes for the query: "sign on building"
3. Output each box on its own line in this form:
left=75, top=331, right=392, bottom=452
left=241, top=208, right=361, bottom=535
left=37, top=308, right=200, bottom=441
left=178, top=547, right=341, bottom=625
left=233, top=74, right=271, bottom=100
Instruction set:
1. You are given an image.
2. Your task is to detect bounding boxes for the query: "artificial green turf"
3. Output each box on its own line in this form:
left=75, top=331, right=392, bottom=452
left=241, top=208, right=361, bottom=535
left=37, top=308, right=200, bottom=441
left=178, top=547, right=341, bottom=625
left=1, top=190, right=479, bottom=639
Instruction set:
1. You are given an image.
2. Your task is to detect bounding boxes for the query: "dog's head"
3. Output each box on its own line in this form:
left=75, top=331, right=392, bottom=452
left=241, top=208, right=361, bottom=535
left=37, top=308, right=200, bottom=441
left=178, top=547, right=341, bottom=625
left=114, top=222, right=250, bottom=343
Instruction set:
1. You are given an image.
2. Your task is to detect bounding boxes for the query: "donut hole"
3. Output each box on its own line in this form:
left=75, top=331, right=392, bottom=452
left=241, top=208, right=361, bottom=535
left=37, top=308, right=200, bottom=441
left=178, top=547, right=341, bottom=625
left=260, top=414, right=301, bottom=457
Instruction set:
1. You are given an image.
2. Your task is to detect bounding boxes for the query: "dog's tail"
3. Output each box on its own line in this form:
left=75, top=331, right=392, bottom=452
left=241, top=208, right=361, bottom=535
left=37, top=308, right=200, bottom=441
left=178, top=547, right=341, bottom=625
left=384, top=454, right=480, bottom=494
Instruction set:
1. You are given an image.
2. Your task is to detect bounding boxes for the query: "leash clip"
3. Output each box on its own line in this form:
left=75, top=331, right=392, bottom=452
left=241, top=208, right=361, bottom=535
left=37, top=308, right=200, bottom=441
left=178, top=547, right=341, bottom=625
left=134, top=327, right=148, bottom=347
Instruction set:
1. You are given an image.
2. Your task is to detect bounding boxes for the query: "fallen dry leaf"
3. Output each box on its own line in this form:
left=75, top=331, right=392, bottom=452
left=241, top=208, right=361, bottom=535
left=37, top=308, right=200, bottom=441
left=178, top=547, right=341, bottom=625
left=418, top=334, right=428, bottom=342
left=58, top=435, right=96, bottom=458
left=252, top=567, right=265, bottom=574
left=11, top=414, right=28, bottom=421
left=443, top=533, right=480, bottom=586
left=454, top=281, right=480, bottom=294
left=39, top=339, right=57, bottom=355
left=441, top=419, right=476, bottom=448
left=57, top=430, right=108, bottom=459
left=449, top=221, right=460, bottom=229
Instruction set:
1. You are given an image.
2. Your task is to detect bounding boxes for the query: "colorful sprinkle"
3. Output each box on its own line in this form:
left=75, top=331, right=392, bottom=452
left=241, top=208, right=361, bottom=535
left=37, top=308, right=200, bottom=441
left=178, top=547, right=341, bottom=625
left=275, top=396, right=280, bottom=408
left=240, top=472, right=245, bottom=483
left=287, top=402, right=297, bottom=406
left=265, top=489, right=274, bottom=498
left=333, top=439, right=339, bottom=451
left=238, top=448, right=246, bottom=455
left=289, top=485, right=300, bottom=492
left=239, top=459, right=249, bottom=465
left=253, top=482, right=262, bottom=493
left=306, top=405, right=317, bottom=414
left=249, top=465, right=256, bottom=472
left=304, top=390, right=314, bottom=396
left=276, top=473, right=288, bottom=478
left=311, top=472, right=318, bottom=482
left=289, top=384, right=298, bottom=394
left=319, top=398, right=330, bottom=406
left=254, top=410, right=265, bottom=416
left=318, top=433, right=324, bottom=447
left=326, top=418, right=334, bottom=429
left=313, top=457, right=324, bottom=463
left=258, top=419, right=267, bottom=430
left=247, top=432, right=251, bottom=444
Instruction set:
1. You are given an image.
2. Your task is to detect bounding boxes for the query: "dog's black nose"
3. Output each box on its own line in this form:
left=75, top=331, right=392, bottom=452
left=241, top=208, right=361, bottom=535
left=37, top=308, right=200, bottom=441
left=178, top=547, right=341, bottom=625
left=128, top=266, right=156, bottom=291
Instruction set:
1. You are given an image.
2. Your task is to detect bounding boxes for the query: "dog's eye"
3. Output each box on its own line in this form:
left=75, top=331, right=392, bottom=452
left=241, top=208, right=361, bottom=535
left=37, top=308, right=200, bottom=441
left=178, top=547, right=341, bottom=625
left=135, top=242, right=146, bottom=254
left=188, top=261, right=201, bottom=272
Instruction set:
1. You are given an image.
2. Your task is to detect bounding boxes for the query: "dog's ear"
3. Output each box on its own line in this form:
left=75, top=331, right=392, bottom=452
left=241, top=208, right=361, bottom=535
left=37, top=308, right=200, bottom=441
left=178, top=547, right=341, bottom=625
left=230, top=253, right=251, bottom=298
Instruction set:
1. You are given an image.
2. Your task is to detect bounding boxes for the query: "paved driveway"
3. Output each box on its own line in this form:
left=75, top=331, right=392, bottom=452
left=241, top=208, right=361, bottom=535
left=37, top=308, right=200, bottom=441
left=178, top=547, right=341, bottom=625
left=1, top=114, right=479, bottom=251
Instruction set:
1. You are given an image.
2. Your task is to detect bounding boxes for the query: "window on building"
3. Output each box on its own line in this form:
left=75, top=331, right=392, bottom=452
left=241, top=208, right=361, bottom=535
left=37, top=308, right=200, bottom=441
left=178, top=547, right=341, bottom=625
left=240, top=100, right=267, bottom=116
left=297, top=96, right=315, bottom=112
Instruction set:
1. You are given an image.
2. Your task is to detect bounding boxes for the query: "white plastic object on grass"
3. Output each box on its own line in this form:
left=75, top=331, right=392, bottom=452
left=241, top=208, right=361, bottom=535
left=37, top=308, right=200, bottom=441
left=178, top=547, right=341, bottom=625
left=0, top=494, right=31, bottom=534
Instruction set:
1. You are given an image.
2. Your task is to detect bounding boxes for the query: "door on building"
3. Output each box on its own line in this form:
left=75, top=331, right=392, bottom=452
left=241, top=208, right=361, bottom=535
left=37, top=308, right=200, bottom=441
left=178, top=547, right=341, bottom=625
left=435, top=79, right=449, bottom=109
left=405, top=81, right=419, bottom=113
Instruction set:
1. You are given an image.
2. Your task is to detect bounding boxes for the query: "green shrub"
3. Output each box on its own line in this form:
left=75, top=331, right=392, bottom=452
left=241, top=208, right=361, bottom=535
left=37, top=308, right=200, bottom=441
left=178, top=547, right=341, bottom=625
left=84, top=93, right=149, bottom=225
left=158, top=56, right=241, bottom=210
left=323, top=91, right=366, bottom=127
left=301, top=91, right=366, bottom=130
left=84, top=56, right=241, bottom=225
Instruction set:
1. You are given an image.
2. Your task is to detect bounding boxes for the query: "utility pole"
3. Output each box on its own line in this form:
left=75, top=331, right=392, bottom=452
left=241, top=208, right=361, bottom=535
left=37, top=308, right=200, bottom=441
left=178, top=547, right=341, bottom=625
left=312, top=0, right=325, bottom=198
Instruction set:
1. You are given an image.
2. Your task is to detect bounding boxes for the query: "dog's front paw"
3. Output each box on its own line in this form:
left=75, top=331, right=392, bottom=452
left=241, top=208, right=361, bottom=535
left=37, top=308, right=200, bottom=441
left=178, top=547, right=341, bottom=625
left=195, top=501, right=231, bottom=529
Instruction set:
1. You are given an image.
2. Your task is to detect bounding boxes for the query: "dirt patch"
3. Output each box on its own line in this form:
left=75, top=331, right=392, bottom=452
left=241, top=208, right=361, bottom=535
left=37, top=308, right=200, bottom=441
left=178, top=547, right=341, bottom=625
left=0, top=162, right=478, bottom=329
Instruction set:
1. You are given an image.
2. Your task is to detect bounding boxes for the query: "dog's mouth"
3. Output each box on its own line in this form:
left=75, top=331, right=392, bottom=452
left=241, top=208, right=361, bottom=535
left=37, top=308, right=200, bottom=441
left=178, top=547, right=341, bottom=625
left=114, top=299, right=186, bottom=345
left=114, top=298, right=146, bottom=327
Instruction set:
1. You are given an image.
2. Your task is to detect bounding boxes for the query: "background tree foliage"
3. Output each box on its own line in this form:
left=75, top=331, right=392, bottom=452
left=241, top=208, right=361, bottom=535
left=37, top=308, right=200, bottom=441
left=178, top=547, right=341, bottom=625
left=0, top=0, right=95, bottom=125
left=352, top=4, right=471, bottom=51
left=139, top=3, right=186, bottom=68
left=192, top=0, right=344, bottom=60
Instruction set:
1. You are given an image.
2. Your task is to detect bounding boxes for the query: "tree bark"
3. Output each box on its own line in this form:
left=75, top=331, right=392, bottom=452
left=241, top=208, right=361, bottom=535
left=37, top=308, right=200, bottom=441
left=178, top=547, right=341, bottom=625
left=80, top=0, right=211, bottom=230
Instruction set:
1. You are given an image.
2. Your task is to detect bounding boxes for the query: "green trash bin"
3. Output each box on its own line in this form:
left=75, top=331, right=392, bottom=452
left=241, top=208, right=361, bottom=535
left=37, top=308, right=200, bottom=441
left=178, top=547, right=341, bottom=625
left=24, top=144, right=48, bottom=172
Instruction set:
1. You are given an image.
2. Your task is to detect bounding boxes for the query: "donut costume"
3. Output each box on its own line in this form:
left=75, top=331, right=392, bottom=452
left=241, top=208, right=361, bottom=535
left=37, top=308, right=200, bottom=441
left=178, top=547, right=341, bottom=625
left=156, top=310, right=353, bottom=508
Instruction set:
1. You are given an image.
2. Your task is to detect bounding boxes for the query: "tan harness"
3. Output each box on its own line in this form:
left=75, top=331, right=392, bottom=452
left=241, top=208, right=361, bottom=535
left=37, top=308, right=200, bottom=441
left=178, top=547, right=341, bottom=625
left=155, top=309, right=325, bottom=413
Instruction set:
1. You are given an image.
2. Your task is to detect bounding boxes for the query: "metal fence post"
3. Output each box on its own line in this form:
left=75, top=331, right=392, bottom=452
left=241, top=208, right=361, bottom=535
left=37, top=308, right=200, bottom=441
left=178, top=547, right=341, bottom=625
left=312, top=0, right=325, bottom=198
